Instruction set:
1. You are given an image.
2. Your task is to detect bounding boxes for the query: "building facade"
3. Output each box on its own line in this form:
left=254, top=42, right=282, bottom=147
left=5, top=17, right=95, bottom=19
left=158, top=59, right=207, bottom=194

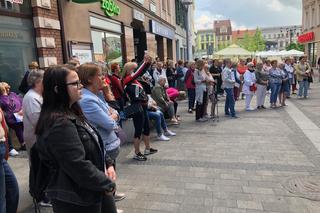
left=301, top=0, right=320, bottom=66
left=0, top=0, right=62, bottom=91
left=260, top=25, right=302, bottom=51
left=175, top=0, right=187, bottom=61
left=232, top=29, right=256, bottom=44
left=195, top=29, right=214, bottom=58
left=61, top=0, right=176, bottom=64
left=214, top=20, right=232, bottom=51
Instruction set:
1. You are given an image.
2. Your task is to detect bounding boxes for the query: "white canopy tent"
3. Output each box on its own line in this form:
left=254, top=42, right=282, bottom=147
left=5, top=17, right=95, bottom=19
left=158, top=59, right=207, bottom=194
left=214, top=44, right=253, bottom=58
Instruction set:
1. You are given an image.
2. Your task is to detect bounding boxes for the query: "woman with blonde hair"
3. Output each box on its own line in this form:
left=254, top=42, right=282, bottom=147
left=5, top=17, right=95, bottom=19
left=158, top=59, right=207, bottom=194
left=122, top=54, right=158, bottom=161
left=166, top=60, right=176, bottom=88
left=194, top=59, right=208, bottom=122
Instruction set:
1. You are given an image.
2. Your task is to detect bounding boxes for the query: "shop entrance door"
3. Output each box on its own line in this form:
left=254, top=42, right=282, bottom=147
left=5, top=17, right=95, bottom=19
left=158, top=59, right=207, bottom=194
left=133, top=29, right=147, bottom=63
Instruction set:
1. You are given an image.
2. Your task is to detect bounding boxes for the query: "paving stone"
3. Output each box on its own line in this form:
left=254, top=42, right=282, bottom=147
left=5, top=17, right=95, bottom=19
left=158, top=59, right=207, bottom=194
left=237, top=200, right=263, bottom=210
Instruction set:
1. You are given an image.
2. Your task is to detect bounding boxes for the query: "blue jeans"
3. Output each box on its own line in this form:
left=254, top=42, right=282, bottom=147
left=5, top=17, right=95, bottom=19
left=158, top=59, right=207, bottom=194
left=298, top=80, right=309, bottom=97
left=224, top=88, right=235, bottom=117
left=187, top=88, right=195, bottom=110
left=270, top=83, right=281, bottom=104
left=148, top=110, right=167, bottom=136
left=0, top=143, right=19, bottom=213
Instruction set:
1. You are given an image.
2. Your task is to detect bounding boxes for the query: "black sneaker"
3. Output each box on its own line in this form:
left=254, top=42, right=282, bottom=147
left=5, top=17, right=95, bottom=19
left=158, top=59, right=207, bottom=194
left=19, top=144, right=26, bottom=151
left=144, top=148, right=158, bottom=155
left=133, top=152, right=147, bottom=161
left=114, top=193, right=126, bottom=202
left=261, top=105, right=266, bottom=109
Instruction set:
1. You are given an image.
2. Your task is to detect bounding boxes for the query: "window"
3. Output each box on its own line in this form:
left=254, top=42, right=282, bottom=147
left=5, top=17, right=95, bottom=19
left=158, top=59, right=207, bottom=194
left=167, top=0, right=170, bottom=14
left=206, top=34, right=209, bottom=41
left=0, top=0, right=32, bottom=14
left=210, top=35, right=213, bottom=40
left=268, top=34, right=271, bottom=39
left=201, top=43, right=204, bottom=50
left=220, top=27, right=227, bottom=34
left=227, top=35, right=230, bottom=40
left=305, top=12, right=309, bottom=29
left=91, top=30, right=122, bottom=64
left=201, top=35, right=204, bottom=41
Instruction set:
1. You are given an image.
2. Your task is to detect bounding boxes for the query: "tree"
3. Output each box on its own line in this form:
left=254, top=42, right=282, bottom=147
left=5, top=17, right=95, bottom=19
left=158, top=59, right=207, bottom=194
left=286, top=42, right=305, bottom=52
left=237, top=28, right=266, bottom=52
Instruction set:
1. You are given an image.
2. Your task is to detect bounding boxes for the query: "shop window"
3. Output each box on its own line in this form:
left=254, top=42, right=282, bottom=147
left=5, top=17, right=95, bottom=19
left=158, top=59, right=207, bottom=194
left=0, top=16, right=36, bottom=92
left=91, top=30, right=122, bottom=65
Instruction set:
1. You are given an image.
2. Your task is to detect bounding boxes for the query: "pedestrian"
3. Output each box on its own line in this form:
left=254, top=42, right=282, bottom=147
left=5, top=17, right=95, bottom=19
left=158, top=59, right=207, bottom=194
left=18, top=61, right=39, bottom=94
left=147, top=95, right=176, bottom=141
left=122, top=54, right=158, bottom=161
left=269, top=60, right=282, bottom=108
left=22, top=69, right=44, bottom=155
left=255, top=62, right=268, bottom=109
left=77, top=63, right=126, bottom=205
left=152, top=76, right=179, bottom=125
left=295, top=56, right=311, bottom=99
left=109, top=63, right=124, bottom=111
left=194, top=59, right=208, bottom=122
left=279, top=63, right=290, bottom=106
left=243, top=62, right=257, bottom=111
left=176, top=60, right=185, bottom=91
left=204, top=64, right=217, bottom=119
left=222, top=59, right=238, bottom=118
left=237, top=58, right=247, bottom=100
left=0, top=107, right=19, bottom=213
left=184, top=61, right=196, bottom=113
left=166, top=60, right=176, bottom=88
left=284, top=58, right=294, bottom=98
left=35, top=65, right=117, bottom=213
left=231, top=63, right=241, bottom=101
left=209, top=59, right=223, bottom=96
left=0, top=82, right=25, bottom=151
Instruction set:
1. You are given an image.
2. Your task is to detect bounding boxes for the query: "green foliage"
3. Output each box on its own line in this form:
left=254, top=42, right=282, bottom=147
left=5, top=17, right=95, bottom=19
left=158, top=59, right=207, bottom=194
left=286, top=42, right=305, bottom=51
left=237, top=28, right=266, bottom=52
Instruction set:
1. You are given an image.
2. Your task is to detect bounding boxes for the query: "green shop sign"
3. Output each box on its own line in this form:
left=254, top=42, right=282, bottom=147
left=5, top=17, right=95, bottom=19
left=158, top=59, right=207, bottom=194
left=72, top=0, right=120, bottom=17
left=101, top=0, right=120, bottom=17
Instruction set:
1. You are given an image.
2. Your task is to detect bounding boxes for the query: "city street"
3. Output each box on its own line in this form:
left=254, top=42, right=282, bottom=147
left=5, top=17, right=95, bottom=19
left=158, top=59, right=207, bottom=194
left=15, top=79, right=320, bottom=213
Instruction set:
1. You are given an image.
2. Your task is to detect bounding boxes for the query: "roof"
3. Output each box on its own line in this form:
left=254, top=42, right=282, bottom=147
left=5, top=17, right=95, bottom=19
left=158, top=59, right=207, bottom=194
left=232, top=29, right=256, bottom=39
left=214, top=20, right=231, bottom=28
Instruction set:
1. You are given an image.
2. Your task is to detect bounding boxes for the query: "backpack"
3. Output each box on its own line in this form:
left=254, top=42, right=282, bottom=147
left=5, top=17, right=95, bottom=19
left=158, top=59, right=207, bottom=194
left=29, top=143, right=52, bottom=212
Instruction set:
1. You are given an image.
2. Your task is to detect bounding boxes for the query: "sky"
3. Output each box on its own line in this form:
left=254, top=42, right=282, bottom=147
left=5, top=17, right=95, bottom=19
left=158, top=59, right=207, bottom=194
left=194, top=0, right=302, bottom=30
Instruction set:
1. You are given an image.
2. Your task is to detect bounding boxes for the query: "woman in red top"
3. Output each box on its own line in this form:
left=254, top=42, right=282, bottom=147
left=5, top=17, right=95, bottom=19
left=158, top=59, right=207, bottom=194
left=122, top=54, right=158, bottom=161
left=184, top=62, right=196, bottom=113
left=109, top=63, right=124, bottom=110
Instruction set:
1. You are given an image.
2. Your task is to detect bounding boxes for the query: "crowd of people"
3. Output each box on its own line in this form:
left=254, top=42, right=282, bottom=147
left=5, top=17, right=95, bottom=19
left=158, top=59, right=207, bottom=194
left=0, top=53, right=315, bottom=213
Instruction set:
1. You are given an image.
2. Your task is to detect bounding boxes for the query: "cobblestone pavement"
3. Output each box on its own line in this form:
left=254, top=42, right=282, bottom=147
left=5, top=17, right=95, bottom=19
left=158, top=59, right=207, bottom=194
left=15, top=81, right=320, bottom=213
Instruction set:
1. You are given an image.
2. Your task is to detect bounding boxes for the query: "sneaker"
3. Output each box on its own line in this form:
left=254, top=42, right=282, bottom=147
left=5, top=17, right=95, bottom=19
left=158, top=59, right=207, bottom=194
left=196, top=118, right=208, bottom=122
left=133, top=152, right=147, bottom=161
left=19, top=144, right=26, bottom=151
left=157, top=134, right=170, bottom=141
left=117, top=209, right=124, bottom=213
left=38, top=200, right=52, bottom=207
left=165, top=130, right=176, bottom=136
left=231, top=115, right=239, bottom=119
left=144, top=148, right=158, bottom=155
left=224, top=113, right=230, bottom=117
left=9, top=149, right=19, bottom=157
left=188, top=109, right=193, bottom=113
left=114, top=193, right=126, bottom=202
left=261, top=105, right=266, bottom=109
left=246, top=108, right=254, bottom=111
left=257, top=106, right=261, bottom=109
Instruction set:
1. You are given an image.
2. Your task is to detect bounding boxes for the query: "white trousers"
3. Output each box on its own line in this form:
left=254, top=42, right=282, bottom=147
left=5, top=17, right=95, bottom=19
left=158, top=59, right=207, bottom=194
left=245, top=94, right=254, bottom=109
left=256, top=84, right=267, bottom=107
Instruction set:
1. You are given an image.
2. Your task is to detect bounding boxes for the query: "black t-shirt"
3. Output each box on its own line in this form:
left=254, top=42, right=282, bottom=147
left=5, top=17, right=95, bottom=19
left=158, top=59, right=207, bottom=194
left=209, top=65, right=222, bottom=80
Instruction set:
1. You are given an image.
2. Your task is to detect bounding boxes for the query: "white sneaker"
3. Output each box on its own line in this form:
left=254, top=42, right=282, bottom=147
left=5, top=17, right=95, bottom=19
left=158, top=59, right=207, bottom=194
left=157, top=134, right=170, bottom=141
left=165, top=130, right=176, bottom=136
left=9, top=149, right=19, bottom=157
left=117, top=209, right=124, bottom=213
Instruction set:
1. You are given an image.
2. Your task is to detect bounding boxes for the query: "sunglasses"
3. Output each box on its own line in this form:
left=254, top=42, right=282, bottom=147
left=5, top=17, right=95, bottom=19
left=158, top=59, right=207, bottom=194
left=66, top=80, right=82, bottom=89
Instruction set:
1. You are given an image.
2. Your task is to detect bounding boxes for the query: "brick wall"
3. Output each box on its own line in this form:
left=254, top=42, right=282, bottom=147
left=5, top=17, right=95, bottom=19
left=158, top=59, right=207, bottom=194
left=32, top=0, right=63, bottom=67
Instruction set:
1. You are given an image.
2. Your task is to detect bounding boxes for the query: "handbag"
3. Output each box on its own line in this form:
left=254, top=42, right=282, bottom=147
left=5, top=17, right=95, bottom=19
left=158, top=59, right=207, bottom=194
left=249, top=84, right=257, bottom=92
left=123, top=103, right=143, bottom=118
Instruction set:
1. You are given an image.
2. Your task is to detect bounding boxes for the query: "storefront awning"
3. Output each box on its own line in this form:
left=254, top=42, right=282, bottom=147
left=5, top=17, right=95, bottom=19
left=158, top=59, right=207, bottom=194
left=72, top=0, right=99, bottom=3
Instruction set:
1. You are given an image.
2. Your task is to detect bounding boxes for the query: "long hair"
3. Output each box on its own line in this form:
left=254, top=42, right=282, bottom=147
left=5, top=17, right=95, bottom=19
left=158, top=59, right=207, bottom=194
left=35, top=65, right=85, bottom=135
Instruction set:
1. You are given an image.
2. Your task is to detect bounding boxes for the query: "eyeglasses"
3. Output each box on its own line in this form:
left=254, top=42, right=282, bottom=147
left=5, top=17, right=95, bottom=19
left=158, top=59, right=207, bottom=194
left=66, top=80, right=82, bottom=89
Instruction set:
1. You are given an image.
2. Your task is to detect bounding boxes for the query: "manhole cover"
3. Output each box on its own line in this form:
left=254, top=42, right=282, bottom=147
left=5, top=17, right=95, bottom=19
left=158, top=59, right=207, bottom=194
left=283, top=176, right=320, bottom=201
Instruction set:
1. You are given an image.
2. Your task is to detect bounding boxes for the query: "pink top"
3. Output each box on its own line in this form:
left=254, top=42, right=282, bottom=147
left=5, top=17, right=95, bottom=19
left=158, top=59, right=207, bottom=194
left=166, top=88, right=179, bottom=101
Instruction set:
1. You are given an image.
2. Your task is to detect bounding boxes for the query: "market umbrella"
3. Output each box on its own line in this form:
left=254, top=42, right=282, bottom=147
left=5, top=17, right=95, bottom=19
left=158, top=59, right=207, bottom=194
left=285, top=49, right=305, bottom=57
left=214, top=44, right=252, bottom=57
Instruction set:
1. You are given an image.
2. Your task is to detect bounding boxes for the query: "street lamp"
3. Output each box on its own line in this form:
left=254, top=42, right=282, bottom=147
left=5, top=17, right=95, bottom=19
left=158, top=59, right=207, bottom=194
left=181, top=0, right=193, bottom=60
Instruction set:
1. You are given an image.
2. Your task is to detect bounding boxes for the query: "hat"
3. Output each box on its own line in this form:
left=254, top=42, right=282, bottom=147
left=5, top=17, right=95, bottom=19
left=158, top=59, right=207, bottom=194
left=29, top=61, right=39, bottom=69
